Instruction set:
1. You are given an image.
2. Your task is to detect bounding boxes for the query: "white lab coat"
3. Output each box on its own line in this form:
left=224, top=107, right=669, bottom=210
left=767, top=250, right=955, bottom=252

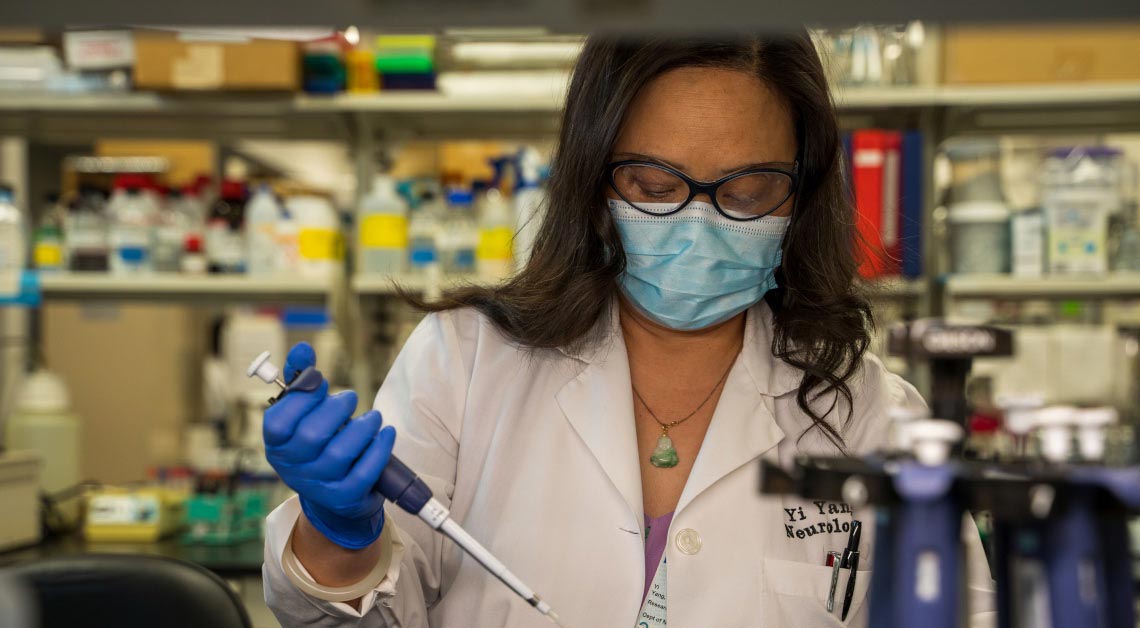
left=264, top=301, right=996, bottom=628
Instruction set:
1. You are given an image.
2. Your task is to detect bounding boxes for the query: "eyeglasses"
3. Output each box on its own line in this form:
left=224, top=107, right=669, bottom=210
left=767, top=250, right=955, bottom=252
left=606, top=160, right=799, bottom=221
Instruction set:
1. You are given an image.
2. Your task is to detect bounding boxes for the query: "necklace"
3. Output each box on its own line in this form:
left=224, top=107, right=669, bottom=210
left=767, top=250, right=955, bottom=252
left=632, top=354, right=738, bottom=469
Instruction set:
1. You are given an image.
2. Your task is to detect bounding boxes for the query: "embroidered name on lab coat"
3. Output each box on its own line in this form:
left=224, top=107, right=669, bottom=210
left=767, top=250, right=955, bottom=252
left=782, top=501, right=854, bottom=540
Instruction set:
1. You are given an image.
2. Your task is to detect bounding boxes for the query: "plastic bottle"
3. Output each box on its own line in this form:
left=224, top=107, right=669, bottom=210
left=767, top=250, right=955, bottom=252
left=32, top=193, right=66, bottom=272
left=180, top=233, right=207, bottom=274
left=441, top=188, right=478, bottom=275
left=5, top=369, right=80, bottom=520
left=408, top=190, right=443, bottom=277
left=206, top=180, right=247, bottom=274
left=107, top=174, right=156, bottom=274
left=285, top=195, right=343, bottom=279
left=476, top=186, right=514, bottom=281
left=152, top=188, right=185, bottom=273
left=0, top=184, right=24, bottom=296
left=246, top=184, right=282, bottom=275
left=357, top=174, right=409, bottom=276
left=275, top=207, right=300, bottom=273
left=66, top=186, right=110, bottom=272
left=513, top=147, right=547, bottom=269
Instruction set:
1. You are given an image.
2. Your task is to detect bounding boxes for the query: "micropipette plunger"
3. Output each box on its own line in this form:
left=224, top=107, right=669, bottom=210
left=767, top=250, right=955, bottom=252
left=248, top=351, right=569, bottom=628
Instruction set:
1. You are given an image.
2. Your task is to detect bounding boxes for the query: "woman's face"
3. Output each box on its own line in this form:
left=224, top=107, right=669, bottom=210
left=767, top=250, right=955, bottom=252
left=610, top=66, right=798, bottom=218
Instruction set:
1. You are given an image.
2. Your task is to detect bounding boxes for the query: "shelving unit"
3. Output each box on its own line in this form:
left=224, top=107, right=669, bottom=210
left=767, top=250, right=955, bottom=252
left=38, top=273, right=334, bottom=304
left=944, top=274, right=1140, bottom=300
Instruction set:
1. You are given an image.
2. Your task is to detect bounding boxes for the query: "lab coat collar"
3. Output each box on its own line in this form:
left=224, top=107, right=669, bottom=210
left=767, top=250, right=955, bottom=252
left=554, top=300, right=799, bottom=523
left=557, top=299, right=803, bottom=399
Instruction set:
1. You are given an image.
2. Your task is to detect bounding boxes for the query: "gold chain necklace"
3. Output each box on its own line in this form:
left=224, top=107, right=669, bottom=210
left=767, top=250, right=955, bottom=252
left=632, top=354, right=738, bottom=469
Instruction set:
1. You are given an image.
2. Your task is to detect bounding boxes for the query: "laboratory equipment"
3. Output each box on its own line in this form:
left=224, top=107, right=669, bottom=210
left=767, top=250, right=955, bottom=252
left=0, top=450, right=42, bottom=551
left=763, top=319, right=1140, bottom=628
left=286, top=195, right=343, bottom=279
left=357, top=173, right=409, bottom=275
left=66, top=186, right=110, bottom=272
left=948, top=201, right=1010, bottom=274
left=84, top=486, right=186, bottom=542
left=247, top=352, right=568, bottom=628
left=246, top=184, right=281, bottom=275
left=441, top=188, right=478, bottom=275
left=476, top=186, right=514, bottom=281
left=0, top=184, right=24, bottom=297
left=5, top=369, right=80, bottom=521
left=107, top=174, right=157, bottom=274
left=206, top=180, right=247, bottom=274
left=32, top=193, right=66, bottom=272
left=1040, top=146, right=1123, bottom=275
left=408, top=190, right=443, bottom=277
left=944, top=138, right=1004, bottom=205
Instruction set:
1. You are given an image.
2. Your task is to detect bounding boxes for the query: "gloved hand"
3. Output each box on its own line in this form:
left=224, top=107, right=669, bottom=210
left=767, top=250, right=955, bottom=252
left=263, top=342, right=397, bottom=550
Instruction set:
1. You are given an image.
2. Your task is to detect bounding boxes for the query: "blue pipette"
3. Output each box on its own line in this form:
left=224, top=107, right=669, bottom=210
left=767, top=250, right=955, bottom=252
left=248, top=351, right=568, bottom=627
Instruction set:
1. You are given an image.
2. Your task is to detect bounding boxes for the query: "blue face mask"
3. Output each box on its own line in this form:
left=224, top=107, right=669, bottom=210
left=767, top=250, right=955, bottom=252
left=610, top=199, right=789, bottom=331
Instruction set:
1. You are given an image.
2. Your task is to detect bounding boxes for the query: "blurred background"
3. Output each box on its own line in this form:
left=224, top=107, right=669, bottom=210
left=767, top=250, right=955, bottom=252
left=0, top=8, right=1139, bottom=626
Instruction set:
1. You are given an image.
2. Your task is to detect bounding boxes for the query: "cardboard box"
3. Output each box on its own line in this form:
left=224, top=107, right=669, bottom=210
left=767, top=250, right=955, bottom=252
left=133, top=30, right=299, bottom=91
left=943, top=24, right=1140, bottom=84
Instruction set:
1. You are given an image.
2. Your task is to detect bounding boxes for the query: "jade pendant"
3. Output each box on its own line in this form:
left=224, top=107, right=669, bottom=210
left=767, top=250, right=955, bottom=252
left=650, top=434, right=680, bottom=468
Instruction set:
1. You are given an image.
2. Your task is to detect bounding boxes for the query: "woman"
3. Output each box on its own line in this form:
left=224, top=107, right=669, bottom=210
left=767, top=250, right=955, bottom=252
left=262, top=32, right=996, bottom=627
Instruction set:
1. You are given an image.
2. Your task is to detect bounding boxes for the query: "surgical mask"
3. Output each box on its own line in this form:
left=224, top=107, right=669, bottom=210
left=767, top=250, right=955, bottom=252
left=610, top=199, right=789, bottom=331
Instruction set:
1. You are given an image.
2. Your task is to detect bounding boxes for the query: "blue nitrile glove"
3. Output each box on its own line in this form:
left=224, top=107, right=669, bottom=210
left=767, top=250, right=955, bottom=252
left=263, top=342, right=397, bottom=550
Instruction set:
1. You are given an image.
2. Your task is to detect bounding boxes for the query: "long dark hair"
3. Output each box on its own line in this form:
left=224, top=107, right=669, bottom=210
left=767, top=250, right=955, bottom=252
left=415, top=32, right=872, bottom=448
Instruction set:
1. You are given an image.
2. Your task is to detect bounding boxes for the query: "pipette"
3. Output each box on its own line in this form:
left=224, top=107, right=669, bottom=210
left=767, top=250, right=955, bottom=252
left=248, top=351, right=568, bottom=628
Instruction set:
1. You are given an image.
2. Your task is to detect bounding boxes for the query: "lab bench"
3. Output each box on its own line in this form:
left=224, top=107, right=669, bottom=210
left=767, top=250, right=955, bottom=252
left=0, top=536, right=280, bottom=628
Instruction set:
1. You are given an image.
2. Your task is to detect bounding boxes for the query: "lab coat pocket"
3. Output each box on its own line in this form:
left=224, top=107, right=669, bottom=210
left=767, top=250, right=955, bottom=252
left=761, top=557, right=872, bottom=628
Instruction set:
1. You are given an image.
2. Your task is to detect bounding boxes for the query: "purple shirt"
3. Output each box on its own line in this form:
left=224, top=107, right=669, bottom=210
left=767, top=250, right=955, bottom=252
left=643, top=511, right=675, bottom=602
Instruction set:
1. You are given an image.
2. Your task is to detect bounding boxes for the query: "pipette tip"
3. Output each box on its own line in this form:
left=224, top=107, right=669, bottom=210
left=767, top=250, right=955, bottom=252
left=545, top=610, right=569, bottom=628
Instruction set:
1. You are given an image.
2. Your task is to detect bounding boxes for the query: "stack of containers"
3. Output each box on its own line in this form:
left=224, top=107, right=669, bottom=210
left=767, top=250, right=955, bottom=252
left=942, top=138, right=1011, bottom=275
left=374, top=35, right=436, bottom=91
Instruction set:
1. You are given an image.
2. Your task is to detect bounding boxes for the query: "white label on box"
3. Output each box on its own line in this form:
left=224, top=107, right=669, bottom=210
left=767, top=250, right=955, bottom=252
left=88, top=495, right=159, bottom=525
left=63, top=30, right=135, bottom=70
left=172, top=44, right=224, bottom=89
left=1045, top=193, right=1110, bottom=275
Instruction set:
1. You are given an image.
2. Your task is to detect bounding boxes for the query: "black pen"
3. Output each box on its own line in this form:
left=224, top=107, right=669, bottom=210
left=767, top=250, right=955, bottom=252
left=840, top=520, right=862, bottom=621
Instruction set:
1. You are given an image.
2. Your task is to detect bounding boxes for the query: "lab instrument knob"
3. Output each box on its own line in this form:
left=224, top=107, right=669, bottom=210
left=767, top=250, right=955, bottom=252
left=908, top=419, right=963, bottom=466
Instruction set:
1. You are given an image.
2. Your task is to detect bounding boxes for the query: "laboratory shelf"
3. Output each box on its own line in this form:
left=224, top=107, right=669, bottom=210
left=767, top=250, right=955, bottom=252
left=352, top=273, right=500, bottom=296
left=861, top=277, right=927, bottom=299
left=38, top=273, right=333, bottom=304
left=4, top=81, right=1140, bottom=115
left=294, top=92, right=564, bottom=113
left=944, top=273, right=1140, bottom=299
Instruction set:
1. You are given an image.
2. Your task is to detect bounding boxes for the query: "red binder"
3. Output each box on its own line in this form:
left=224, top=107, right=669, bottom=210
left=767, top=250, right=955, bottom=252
left=851, top=130, right=901, bottom=278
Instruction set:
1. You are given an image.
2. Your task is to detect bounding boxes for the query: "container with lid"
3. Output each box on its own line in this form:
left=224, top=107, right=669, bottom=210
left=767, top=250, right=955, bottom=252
left=6, top=370, right=80, bottom=520
left=943, top=138, right=1004, bottom=205
left=1040, top=146, right=1123, bottom=275
left=948, top=201, right=1010, bottom=274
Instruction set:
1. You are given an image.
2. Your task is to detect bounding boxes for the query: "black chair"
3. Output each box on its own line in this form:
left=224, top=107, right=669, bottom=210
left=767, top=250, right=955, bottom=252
left=3, top=554, right=252, bottom=628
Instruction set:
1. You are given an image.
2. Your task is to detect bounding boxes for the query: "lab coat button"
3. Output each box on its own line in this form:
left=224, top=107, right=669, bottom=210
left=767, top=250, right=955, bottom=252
left=675, top=528, right=702, bottom=555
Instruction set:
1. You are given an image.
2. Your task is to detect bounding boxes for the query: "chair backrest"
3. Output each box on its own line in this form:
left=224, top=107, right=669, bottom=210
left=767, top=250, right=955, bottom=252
left=2, top=553, right=252, bottom=628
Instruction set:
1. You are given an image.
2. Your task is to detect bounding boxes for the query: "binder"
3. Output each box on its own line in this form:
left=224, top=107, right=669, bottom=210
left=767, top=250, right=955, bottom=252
left=900, top=130, right=925, bottom=278
left=851, top=130, right=889, bottom=278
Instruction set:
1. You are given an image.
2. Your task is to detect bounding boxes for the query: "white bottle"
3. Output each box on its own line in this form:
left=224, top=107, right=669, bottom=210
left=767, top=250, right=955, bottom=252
left=408, top=191, right=443, bottom=277
left=275, top=207, right=300, bottom=273
left=285, top=195, right=343, bottom=280
left=441, top=189, right=478, bottom=275
left=6, top=369, right=80, bottom=520
left=108, top=175, right=156, bottom=274
left=0, top=185, right=25, bottom=297
left=476, top=187, right=514, bottom=281
left=357, top=174, right=409, bottom=276
left=513, top=148, right=547, bottom=270
left=246, top=184, right=281, bottom=275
